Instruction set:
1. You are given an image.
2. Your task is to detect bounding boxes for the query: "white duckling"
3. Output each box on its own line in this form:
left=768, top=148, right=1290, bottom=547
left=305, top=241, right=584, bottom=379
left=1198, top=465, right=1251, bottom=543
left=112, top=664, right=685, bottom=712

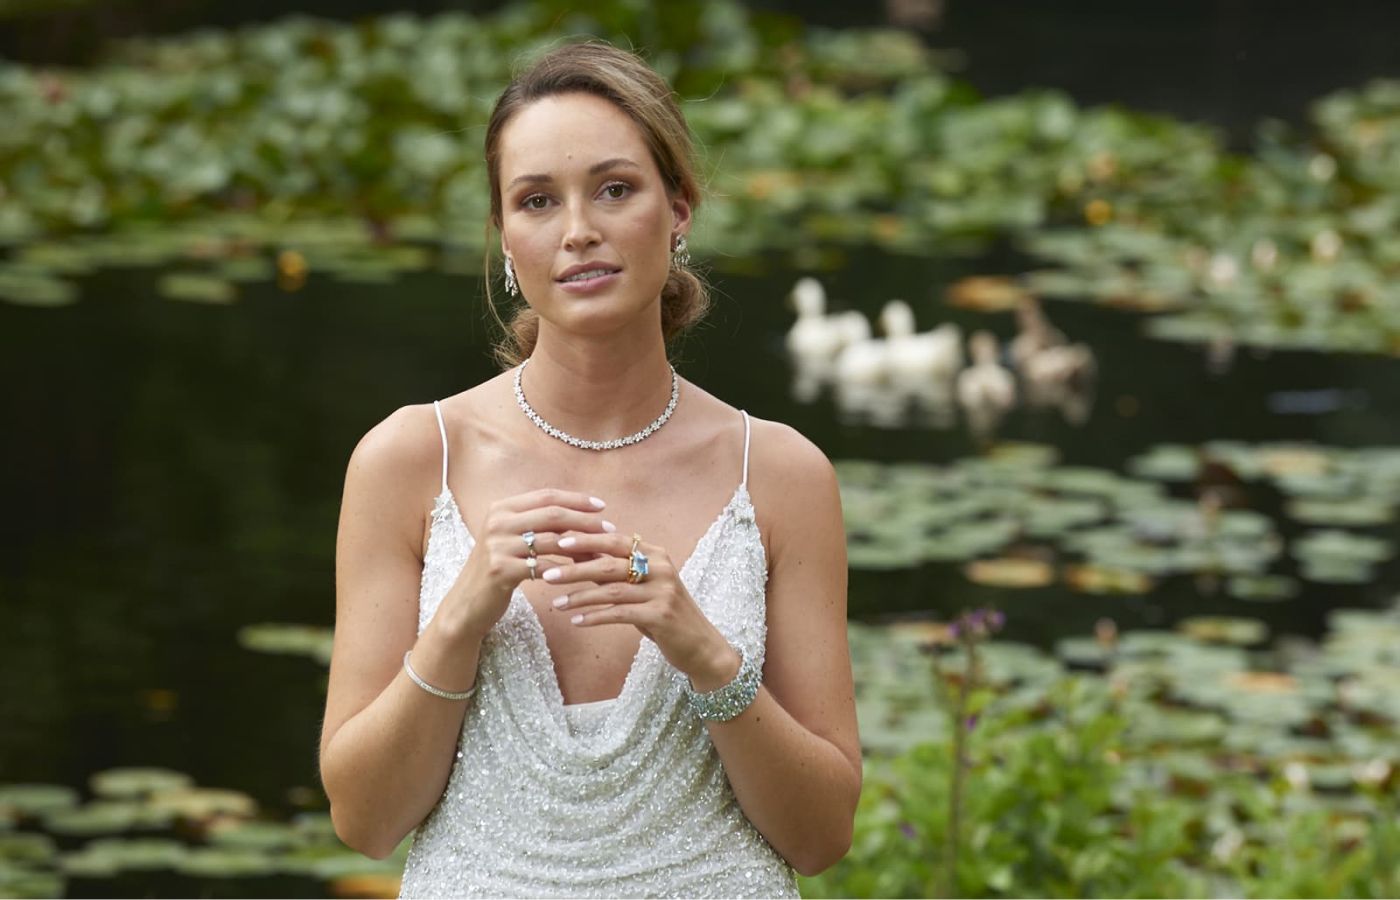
left=833, top=299, right=914, bottom=390
left=833, top=309, right=872, bottom=348
left=881, top=299, right=965, bottom=389
left=833, top=330, right=890, bottom=390
left=957, top=330, right=1017, bottom=412
left=785, top=277, right=846, bottom=367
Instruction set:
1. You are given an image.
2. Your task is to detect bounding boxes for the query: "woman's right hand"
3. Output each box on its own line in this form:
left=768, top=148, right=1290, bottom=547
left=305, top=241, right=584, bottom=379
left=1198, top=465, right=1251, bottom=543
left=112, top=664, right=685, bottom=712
left=441, top=489, right=615, bottom=639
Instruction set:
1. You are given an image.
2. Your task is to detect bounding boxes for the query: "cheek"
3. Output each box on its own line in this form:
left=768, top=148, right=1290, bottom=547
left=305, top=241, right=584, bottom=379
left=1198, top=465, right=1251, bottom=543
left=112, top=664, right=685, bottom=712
left=506, top=224, right=556, bottom=274
left=618, top=208, right=672, bottom=269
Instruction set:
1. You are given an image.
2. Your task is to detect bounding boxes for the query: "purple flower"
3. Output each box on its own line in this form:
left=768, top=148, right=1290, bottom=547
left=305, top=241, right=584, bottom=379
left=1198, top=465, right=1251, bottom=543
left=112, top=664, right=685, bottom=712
left=988, top=610, right=1006, bottom=631
left=899, top=821, right=917, bottom=841
left=948, top=623, right=962, bottom=640
left=965, top=714, right=979, bottom=731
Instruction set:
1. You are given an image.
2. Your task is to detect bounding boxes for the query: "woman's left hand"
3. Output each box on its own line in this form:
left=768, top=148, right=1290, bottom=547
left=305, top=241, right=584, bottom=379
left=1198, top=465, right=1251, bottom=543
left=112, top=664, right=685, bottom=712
left=539, top=532, right=739, bottom=689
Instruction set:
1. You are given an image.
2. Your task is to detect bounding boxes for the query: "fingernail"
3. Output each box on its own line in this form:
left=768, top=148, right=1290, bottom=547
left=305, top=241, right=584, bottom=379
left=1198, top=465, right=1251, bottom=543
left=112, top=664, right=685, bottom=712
left=542, top=567, right=561, bottom=581
left=571, top=614, right=584, bottom=625
left=559, top=536, right=576, bottom=548
left=590, top=497, right=606, bottom=509
left=602, top=520, right=616, bottom=533
left=552, top=595, right=569, bottom=608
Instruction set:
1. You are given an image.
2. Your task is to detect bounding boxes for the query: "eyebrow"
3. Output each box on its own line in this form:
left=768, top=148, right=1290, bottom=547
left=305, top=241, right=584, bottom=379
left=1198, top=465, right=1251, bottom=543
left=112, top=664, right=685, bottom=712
left=506, top=157, right=642, bottom=192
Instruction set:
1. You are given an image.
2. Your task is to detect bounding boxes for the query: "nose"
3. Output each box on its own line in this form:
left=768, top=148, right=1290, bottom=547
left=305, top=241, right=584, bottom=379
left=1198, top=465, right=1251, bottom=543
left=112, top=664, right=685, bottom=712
left=561, top=199, right=602, bottom=252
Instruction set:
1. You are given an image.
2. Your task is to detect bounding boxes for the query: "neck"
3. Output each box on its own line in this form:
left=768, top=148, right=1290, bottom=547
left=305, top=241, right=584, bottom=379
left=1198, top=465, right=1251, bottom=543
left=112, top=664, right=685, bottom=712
left=517, top=332, right=676, bottom=441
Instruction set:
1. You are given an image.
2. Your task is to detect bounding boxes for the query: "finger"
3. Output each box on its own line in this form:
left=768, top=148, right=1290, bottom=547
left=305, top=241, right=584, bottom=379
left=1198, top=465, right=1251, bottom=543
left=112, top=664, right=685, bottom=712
left=569, top=601, right=652, bottom=628
left=498, top=488, right=607, bottom=515
left=503, top=506, right=618, bottom=540
left=540, top=555, right=633, bottom=586
left=553, top=581, right=646, bottom=611
left=555, top=532, right=633, bottom=557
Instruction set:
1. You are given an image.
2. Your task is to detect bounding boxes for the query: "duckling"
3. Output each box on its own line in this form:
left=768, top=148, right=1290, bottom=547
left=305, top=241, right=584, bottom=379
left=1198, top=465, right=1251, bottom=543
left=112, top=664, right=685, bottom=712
left=1009, top=296, right=1067, bottom=373
left=833, top=331, right=890, bottom=389
left=833, top=309, right=872, bottom=348
left=957, top=331, right=1016, bottom=412
left=1022, top=342, right=1097, bottom=394
left=785, top=277, right=846, bottom=366
left=880, top=300, right=965, bottom=389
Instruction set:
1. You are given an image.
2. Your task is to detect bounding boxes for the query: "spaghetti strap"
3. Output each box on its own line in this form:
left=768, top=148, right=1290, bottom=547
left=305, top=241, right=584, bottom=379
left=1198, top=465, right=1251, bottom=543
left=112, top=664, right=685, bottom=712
left=739, top=409, right=752, bottom=491
left=432, top=400, right=449, bottom=494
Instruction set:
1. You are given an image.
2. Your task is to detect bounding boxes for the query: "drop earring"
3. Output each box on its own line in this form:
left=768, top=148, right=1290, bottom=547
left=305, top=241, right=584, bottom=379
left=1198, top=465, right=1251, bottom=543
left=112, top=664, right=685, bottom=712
left=503, top=256, right=519, bottom=296
left=671, top=234, right=689, bottom=268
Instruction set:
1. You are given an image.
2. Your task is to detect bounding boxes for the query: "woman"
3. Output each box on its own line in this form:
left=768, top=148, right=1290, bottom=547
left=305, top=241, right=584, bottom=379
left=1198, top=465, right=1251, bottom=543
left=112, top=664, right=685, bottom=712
left=318, top=40, right=860, bottom=898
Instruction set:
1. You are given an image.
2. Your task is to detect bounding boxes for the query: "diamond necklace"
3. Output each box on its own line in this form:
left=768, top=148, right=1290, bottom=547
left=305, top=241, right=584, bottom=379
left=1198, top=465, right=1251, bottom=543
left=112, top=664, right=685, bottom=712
left=513, top=358, right=680, bottom=451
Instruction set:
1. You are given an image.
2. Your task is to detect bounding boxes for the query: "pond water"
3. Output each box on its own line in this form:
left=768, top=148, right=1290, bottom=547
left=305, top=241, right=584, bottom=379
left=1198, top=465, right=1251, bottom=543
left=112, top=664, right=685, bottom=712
left=3, top=244, right=1399, bottom=883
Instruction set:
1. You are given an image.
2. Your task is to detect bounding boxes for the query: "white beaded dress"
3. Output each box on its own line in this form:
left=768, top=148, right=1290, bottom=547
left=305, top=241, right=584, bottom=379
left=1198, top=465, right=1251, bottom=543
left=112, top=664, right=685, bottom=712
left=397, top=403, right=800, bottom=899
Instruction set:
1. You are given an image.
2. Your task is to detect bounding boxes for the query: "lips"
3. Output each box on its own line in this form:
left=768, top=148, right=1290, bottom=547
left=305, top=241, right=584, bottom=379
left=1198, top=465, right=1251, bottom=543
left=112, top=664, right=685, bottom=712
left=556, top=263, right=622, bottom=282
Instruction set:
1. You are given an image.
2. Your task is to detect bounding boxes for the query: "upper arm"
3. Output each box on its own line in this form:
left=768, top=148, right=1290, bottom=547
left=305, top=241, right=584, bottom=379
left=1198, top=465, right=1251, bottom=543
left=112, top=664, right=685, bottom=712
left=318, top=405, right=435, bottom=773
left=753, top=421, right=861, bottom=780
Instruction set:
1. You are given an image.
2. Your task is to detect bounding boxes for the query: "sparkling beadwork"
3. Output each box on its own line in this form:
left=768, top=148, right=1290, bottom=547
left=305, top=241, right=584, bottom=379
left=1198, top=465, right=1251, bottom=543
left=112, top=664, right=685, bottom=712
left=403, top=433, right=790, bottom=898
left=685, top=645, right=761, bottom=722
left=514, top=358, right=680, bottom=452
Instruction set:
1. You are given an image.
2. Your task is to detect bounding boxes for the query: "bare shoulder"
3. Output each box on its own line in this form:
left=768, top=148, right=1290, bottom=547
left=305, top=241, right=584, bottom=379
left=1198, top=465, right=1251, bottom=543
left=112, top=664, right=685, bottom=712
left=348, top=404, right=440, bottom=497
left=741, top=415, right=841, bottom=557
left=342, top=401, right=453, bottom=563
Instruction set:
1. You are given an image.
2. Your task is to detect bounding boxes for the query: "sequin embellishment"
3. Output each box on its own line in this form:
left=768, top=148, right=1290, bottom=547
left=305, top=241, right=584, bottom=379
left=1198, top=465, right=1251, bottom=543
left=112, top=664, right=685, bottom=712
left=399, top=419, right=797, bottom=898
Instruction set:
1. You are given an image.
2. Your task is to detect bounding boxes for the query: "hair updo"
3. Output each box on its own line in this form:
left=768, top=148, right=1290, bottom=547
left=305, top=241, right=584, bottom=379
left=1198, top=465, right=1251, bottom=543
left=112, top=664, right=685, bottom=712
left=482, top=40, right=709, bottom=370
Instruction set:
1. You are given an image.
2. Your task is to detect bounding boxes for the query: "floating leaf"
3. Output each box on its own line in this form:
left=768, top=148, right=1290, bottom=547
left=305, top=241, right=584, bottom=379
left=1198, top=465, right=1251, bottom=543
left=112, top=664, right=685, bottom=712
left=0, top=833, right=57, bottom=864
left=237, top=623, right=334, bottom=664
left=1226, top=574, right=1301, bottom=602
left=174, top=847, right=277, bottom=878
left=1063, top=564, right=1153, bottom=594
left=90, top=767, right=194, bottom=800
left=0, top=864, right=65, bottom=899
left=43, top=801, right=176, bottom=835
left=1177, top=616, right=1269, bottom=646
left=157, top=272, right=237, bottom=304
left=0, top=785, right=79, bottom=820
left=148, top=787, right=257, bottom=821
left=964, top=557, right=1055, bottom=588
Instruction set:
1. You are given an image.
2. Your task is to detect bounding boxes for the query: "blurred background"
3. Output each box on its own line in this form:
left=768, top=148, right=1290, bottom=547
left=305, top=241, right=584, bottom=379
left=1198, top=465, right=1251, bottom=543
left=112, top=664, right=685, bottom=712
left=2, top=1, right=1399, bottom=897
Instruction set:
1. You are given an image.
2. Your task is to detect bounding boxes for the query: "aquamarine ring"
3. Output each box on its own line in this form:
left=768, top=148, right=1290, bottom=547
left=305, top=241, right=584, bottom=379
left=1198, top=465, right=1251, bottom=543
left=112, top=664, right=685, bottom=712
left=627, top=533, right=649, bottom=584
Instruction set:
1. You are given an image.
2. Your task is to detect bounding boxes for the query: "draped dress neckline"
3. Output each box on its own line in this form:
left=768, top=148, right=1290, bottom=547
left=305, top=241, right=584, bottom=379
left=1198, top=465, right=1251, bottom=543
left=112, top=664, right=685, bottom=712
left=428, top=479, right=760, bottom=736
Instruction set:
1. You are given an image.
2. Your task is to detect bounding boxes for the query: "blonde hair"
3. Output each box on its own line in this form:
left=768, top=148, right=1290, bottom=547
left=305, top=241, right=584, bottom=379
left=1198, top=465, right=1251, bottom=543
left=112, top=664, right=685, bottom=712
left=482, top=40, right=709, bottom=370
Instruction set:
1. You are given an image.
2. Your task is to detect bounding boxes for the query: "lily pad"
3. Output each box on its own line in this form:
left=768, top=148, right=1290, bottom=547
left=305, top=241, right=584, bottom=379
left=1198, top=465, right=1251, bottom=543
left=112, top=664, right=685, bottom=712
left=157, top=272, right=237, bottom=304
left=0, top=785, right=80, bottom=820
left=148, top=787, right=258, bottom=821
left=173, top=847, right=278, bottom=878
left=964, top=557, right=1055, bottom=588
left=90, top=767, right=194, bottom=800
left=43, top=801, right=176, bottom=835
left=1177, top=616, right=1269, bottom=646
left=0, top=832, right=57, bottom=864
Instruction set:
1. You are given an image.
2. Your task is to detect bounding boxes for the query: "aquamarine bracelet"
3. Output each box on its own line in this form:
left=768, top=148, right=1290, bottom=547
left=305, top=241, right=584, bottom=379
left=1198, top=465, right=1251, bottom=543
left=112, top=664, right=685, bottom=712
left=685, top=645, right=761, bottom=722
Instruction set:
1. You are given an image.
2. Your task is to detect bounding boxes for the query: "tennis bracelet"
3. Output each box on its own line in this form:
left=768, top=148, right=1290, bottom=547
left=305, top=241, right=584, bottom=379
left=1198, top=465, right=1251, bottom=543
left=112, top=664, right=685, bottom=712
left=685, top=644, right=761, bottom=721
left=403, top=650, right=477, bottom=701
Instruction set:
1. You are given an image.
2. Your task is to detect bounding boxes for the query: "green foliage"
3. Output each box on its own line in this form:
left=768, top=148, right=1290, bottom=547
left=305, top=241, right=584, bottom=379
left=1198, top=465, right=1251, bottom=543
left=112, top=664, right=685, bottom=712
left=801, top=675, right=1399, bottom=898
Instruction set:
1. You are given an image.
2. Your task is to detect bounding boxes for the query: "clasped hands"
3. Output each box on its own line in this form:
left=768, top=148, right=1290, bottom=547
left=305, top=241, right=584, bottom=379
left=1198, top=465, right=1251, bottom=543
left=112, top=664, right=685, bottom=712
left=469, top=488, right=740, bottom=690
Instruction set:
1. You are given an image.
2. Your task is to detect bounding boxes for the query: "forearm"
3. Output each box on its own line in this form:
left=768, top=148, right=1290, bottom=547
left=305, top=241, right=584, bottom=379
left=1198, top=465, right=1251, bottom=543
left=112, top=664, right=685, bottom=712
left=321, top=614, right=486, bottom=859
left=692, top=650, right=861, bottom=877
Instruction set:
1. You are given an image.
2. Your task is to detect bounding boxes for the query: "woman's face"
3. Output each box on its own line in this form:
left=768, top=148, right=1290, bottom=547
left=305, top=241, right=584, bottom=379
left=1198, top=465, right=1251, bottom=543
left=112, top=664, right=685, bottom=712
left=496, top=91, right=690, bottom=339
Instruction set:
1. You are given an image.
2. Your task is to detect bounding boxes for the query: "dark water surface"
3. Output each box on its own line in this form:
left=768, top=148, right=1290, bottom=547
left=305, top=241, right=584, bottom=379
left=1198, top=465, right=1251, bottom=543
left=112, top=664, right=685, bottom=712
left=3, top=247, right=1400, bottom=814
